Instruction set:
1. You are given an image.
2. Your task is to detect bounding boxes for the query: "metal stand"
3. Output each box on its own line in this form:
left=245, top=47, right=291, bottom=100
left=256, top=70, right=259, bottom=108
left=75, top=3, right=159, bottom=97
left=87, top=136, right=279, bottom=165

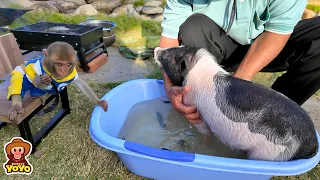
left=17, top=87, right=70, bottom=154
left=76, top=37, right=108, bottom=72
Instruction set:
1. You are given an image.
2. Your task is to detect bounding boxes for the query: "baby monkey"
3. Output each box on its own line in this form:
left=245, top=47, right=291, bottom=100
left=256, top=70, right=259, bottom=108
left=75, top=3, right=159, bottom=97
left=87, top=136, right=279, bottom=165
left=7, top=41, right=108, bottom=123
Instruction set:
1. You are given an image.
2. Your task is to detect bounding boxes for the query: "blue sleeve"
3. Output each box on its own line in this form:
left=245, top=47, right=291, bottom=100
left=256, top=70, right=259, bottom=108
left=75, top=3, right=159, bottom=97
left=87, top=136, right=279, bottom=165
left=161, top=0, right=193, bottom=39
left=265, top=0, right=308, bottom=34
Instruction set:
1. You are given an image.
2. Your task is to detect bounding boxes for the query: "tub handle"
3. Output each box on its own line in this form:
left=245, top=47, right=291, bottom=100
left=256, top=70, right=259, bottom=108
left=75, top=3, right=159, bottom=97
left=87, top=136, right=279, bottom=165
left=156, top=80, right=163, bottom=84
left=124, top=141, right=195, bottom=162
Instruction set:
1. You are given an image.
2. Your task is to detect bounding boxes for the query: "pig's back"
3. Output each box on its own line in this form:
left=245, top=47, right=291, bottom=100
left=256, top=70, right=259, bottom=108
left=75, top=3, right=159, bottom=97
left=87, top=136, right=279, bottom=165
left=212, top=74, right=318, bottom=160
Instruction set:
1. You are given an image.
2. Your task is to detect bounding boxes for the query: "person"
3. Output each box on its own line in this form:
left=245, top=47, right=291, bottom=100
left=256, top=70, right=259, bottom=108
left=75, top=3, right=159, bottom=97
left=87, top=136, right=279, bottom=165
left=159, top=0, right=320, bottom=124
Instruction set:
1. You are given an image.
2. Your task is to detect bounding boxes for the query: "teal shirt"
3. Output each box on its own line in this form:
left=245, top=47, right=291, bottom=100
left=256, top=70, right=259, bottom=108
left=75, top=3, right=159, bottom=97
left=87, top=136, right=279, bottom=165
left=161, top=0, right=308, bottom=45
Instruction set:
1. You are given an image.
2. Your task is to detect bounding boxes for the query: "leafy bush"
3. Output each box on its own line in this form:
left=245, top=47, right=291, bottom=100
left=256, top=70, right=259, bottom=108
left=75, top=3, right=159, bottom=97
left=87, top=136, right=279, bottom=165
left=306, top=4, right=320, bottom=12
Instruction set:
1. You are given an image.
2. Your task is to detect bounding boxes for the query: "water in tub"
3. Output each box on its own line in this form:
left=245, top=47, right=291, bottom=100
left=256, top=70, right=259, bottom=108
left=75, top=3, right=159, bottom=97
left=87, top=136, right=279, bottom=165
left=118, top=96, right=247, bottom=159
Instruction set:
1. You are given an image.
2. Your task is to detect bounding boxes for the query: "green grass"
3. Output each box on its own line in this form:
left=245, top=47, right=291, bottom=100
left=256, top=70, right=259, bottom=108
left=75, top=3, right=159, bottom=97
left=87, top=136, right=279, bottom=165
left=306, top=4, right=320, bottom=12
left=133, top=0, right=145, bottom=7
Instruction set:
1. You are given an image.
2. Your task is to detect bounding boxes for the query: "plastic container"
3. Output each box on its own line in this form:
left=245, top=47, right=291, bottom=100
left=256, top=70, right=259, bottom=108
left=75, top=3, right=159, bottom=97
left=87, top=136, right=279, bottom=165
left=89, top=79, right=320, bottom=180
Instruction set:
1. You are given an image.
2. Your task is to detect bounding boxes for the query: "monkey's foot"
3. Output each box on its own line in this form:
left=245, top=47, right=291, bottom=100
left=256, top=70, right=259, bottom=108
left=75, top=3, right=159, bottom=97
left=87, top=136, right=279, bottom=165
left=28, top=95, right=46, bottom=105
left=39, top=95, right=46, bottom=105
left=38, top=97, right=59, bottom=116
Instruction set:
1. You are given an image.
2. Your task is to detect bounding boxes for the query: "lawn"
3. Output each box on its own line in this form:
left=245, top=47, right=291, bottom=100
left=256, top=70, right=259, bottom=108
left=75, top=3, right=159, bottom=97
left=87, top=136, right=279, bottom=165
left=0, top=6, right=320, bottom=180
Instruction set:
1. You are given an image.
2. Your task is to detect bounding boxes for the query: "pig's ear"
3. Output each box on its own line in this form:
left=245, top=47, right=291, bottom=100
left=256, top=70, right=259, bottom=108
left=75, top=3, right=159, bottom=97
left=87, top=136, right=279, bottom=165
left=182, top=53, right=194, bottom=62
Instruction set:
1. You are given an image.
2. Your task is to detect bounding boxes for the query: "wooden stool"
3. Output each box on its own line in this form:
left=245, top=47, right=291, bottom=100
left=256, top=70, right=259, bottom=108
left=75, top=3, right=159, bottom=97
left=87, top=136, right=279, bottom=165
left=0, top=72, right=71, bottom=154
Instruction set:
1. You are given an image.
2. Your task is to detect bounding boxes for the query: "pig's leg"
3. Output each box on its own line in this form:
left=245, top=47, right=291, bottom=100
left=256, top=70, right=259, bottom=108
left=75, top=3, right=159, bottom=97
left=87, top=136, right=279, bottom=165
left=247, top=149, right=283, bottom=161
left=194, top=122, right=212, bottom=145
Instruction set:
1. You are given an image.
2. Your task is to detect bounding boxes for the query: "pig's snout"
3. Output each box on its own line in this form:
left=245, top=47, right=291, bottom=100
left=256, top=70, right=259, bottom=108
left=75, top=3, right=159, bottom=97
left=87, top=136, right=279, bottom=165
left=154, top=47, right=161, bottom=58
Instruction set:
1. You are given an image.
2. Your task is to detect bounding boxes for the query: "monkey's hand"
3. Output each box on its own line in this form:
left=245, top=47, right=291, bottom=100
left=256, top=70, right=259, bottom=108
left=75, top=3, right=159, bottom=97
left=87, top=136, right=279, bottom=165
left=97, top=100, right=108, bottom=112
left=40, top=74, right=52, bottom=85
left=8, top=104, right=24, bottom=124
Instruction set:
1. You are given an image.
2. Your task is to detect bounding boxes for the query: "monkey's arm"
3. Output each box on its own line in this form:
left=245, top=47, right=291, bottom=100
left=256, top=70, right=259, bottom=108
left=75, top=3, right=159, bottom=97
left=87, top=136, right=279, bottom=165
left=72, top=77, right=99, bottom=103
left=72, top=77, right=108, bottom=112
left=7, top=70, right=25, bottom=123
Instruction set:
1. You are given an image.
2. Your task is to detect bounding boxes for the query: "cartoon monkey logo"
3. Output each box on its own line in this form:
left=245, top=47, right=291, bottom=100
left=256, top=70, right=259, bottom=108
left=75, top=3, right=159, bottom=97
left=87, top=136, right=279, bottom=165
left=3, top=137, right=33, bottom=175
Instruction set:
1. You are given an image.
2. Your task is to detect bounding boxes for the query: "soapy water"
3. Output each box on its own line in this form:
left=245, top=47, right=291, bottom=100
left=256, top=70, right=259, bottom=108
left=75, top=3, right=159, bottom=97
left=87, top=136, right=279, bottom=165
left=118, top=96, right=247, bottom=159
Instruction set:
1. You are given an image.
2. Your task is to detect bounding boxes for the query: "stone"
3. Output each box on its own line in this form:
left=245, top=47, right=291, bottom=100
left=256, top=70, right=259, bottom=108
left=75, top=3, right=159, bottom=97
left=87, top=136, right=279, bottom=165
left=149, top=14, right=164, bottom=21
left=29, top=2, right=59, bottom=13
left=91, top=0, right=122, bottom=14
left=33, top=150, right=45, bottom=158
left=85, top=0, right=100, bottom=3
left=17, top=0, right=34, bottom=8
left=141, top=6, right=163, bottom=15
left=127, top=7, right=140, bottom=18
left=112, top=4, right=134, bottom=15
left=144, top=0, right=163, bottom=7
left=74, top=4, right=98, bottom=16
left=0, top=0, right=34, bottom=8
left=135, top=6, right=143, bottom=13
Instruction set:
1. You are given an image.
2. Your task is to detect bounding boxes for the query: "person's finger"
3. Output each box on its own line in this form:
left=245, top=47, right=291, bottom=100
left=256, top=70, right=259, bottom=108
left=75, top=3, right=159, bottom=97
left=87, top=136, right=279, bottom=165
left=188, top=119, right=203, bottom=124
left=170, top=85, right=191, bottom=96
left=183, top=111, right=201, bottom=120
left=173, top=101, right=198, bottom=114
left=162, top=69, right=173, bottom=87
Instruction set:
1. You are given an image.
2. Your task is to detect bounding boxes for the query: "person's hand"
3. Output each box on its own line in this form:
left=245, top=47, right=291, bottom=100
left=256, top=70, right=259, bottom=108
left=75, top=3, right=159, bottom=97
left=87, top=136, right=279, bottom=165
left=162, top=70, right=202, bottom=124
left=97, top=100, right=108, bottom=112
left=40, top=74, right=52, bottom=85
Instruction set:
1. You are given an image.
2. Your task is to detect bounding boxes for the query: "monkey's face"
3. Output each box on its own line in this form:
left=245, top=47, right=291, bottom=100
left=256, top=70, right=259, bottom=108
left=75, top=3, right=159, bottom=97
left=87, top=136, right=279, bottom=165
left=42, top=43, right=78, bottom=80
left=51, top=59, right=76, bottom=79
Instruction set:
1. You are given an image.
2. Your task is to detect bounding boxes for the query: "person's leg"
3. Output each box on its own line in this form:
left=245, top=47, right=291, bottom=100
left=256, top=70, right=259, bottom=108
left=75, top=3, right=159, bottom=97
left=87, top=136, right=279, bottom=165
left=178, top=13, right=245, bottom=65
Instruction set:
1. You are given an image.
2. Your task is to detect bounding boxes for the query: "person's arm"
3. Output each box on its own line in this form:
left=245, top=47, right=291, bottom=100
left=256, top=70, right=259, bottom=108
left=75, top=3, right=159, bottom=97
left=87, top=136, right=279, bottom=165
left=161, top=0, right=193, bottom=41
left=234, top=31, right=290, bottom=81
left=234, top=0, right=307, bottom=81
left=159, top=36, right=179, bottom=48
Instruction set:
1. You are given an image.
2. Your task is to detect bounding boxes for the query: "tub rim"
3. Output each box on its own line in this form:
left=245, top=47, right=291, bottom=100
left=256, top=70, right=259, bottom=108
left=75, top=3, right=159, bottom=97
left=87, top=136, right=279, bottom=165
left=89, top=78, right=320, bottom=176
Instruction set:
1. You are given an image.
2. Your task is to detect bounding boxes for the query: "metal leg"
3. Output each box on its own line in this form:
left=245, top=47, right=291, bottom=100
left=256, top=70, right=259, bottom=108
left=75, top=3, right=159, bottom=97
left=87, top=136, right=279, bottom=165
left=18, top=120, right=36, bottom=153
left=76, top=48, right=90, bottom=72
left=21, top=50, right=32, bottom=55
left=60, top=87, right=70, bottom=114
left=15, top=88, right=71, bottom=154
left=100, top=37, right=108, bottom=56
left=0, top=122, right=7, bottom=129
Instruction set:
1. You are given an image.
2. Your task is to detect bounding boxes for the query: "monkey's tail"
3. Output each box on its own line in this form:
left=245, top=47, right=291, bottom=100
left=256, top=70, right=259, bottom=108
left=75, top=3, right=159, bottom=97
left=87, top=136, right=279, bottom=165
left=38, top=82, right=60, bottom=116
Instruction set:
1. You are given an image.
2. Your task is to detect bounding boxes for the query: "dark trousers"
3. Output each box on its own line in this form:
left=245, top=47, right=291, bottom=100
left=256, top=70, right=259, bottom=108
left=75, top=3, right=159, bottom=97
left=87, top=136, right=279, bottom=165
left=178, top=13, right=320, bottom=106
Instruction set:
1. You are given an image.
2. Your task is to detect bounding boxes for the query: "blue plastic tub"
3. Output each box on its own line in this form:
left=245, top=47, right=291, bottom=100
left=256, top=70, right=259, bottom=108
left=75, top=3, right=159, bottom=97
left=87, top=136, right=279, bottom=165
left=89, top=79, right=320, bottom=180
